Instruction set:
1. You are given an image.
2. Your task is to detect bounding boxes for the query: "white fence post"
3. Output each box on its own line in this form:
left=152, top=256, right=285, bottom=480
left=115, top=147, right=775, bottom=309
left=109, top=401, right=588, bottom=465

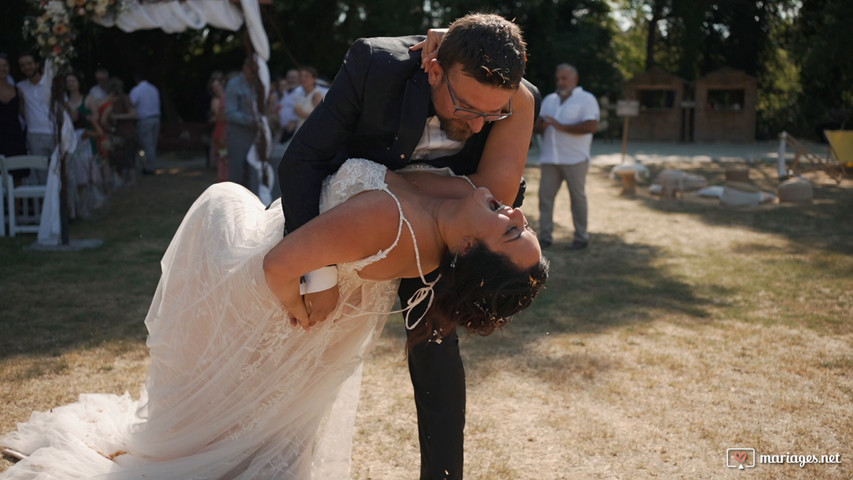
left=778, top=131, right=788, bottom=179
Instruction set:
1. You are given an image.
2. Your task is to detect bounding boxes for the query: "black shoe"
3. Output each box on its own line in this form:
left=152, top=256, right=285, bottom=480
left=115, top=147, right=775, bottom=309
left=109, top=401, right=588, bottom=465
left=568, top=239, right=588, bottom=250
left=538, top=238, right=552, bottom=249
left=142, top=169, right=156, bottom=176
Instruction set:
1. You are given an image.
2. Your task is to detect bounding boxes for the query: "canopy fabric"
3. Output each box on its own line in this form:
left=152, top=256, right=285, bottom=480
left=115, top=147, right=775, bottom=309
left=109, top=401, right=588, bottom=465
left=92, top=0, right=272, bottom=103
left=93, top=0, right=269, bottom=61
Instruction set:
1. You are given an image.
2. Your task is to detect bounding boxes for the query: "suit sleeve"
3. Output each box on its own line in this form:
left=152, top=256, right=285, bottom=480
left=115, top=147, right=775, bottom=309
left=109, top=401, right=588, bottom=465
left=278, top=39, right=373, bottom=236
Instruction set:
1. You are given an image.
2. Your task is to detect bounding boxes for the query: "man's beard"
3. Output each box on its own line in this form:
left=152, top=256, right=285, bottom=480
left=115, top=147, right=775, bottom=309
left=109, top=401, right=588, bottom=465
left=438, top=114, right=473, bottom=142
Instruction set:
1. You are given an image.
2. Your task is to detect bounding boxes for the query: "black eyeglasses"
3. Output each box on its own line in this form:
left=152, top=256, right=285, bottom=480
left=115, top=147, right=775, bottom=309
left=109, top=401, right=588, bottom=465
left=443, top=74, right=513, bottom=122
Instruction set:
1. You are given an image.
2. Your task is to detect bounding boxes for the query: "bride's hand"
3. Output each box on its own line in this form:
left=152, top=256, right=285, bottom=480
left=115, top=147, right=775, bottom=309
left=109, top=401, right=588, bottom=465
left=279, top=288, right=311, bottom=329
left=409, top=28, right=447, bottom=71
left=303, top=286, right=340, bottom=326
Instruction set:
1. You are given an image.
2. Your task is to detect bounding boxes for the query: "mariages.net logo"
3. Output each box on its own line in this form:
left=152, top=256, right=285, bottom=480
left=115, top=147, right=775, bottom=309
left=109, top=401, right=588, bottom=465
left=726, top=447, right=842, bottom=470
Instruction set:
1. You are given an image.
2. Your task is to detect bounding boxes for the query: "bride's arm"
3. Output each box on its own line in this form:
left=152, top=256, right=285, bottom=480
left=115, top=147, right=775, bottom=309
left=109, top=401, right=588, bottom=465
left=263, top=191, right=402, bottom=329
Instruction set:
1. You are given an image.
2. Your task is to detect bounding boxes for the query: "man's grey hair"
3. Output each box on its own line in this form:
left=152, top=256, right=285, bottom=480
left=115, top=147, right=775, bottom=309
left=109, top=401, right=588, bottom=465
left=556, top=63, right=578, bottom=76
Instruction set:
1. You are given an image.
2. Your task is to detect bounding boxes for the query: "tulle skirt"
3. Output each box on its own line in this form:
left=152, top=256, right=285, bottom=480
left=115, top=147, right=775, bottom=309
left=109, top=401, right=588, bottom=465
left=2, top=183, right=399, bottom=479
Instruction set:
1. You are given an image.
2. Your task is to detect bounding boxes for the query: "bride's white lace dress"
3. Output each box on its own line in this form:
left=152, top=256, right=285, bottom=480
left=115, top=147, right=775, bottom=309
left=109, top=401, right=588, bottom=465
left=1, top=159, right=416, bottom=479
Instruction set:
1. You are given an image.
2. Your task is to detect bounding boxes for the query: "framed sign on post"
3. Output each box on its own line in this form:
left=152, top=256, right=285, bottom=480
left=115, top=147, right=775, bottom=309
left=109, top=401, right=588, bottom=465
left=617, top=100, right=639, bottom=164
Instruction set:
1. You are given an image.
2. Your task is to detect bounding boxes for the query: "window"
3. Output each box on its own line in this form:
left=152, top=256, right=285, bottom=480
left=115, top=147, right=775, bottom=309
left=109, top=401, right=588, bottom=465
left=706, top=89, right=745, bottom=111
left=639, top=89, right=676, bottom=110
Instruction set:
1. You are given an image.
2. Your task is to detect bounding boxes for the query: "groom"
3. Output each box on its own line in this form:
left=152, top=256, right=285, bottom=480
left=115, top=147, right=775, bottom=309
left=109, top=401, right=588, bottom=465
left=278, top=13, right=539, bottom=479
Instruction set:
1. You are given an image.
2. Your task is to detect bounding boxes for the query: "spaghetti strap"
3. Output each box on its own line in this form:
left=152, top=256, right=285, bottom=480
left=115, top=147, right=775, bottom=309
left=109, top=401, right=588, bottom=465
left=460, top=175, right=476, bottom=189
left=343, top=186, right=440, bottom=330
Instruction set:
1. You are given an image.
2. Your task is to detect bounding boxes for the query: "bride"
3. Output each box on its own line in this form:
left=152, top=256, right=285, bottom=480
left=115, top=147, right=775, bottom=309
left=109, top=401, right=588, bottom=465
left=0, top=158, right=547, bottom=479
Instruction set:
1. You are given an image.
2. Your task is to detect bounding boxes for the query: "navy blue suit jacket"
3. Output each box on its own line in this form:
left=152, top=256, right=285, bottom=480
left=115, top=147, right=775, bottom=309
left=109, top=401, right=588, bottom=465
left=278, top=35, right=540, bottom=234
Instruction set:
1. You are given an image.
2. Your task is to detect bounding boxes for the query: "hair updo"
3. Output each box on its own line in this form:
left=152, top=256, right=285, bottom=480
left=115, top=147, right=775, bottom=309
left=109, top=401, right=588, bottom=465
left=408, top=244, right=548, bottom=349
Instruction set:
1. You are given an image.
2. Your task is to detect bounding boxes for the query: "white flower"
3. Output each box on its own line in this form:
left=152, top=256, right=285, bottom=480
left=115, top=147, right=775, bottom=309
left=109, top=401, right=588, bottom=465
left=45, top=1, right=66, bottom=16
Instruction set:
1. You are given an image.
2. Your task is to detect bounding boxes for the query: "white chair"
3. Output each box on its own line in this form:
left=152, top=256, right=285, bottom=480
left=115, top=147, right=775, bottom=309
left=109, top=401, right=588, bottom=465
left=0, top=154, right=50, bottom=236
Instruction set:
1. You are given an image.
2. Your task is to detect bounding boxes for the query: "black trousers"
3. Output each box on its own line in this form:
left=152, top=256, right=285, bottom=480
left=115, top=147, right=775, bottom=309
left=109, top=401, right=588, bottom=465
left=400, top=274, right=466, bottom=480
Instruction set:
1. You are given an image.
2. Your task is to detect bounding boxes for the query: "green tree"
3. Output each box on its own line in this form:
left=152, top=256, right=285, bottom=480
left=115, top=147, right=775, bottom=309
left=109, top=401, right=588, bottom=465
left=2, top=0, right=621, bottom=126
left=789, top=0, right=853, bottom=137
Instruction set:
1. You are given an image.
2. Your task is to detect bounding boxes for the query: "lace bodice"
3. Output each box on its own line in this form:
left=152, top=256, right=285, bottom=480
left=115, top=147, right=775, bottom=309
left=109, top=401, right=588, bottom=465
left=321, top=158, right=438, bottom=282
left=320, top=158, right=404, bottom=273
left=320, top=158, right=389, bottom=212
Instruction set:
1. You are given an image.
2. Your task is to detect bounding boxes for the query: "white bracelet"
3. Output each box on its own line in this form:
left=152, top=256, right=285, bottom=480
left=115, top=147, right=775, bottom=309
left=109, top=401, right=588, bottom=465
left=299, top=266, right=338, bottom=295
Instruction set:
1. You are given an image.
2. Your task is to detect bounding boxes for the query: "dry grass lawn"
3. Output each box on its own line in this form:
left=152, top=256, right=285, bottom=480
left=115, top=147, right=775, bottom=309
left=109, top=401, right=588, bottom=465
left=1, top=151, right=851, bottom=479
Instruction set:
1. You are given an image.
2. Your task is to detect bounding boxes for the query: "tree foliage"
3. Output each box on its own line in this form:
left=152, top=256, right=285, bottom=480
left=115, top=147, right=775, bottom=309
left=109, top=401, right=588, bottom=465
left=789, top=0, right=853, bottom=135
left=610, top=0, right=851, bottom=138
left=1, top=0, right=849, bottom=137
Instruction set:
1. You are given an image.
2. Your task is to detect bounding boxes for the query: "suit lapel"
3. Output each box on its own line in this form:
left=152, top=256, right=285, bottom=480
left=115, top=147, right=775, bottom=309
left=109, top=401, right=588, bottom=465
left=393, top=70, right=430, bottom=164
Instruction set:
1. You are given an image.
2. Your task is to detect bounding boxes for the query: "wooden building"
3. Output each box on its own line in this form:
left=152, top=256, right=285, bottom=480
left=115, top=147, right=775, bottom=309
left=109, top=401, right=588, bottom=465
left=693, top=68, right=757, bottom=142
left=622, top=68, right=688, bottom=141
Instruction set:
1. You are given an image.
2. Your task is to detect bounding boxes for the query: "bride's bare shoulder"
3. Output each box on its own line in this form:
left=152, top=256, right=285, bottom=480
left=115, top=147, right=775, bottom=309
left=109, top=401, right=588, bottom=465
left=318, top=188, right=402, bottom=237
left=391, top=169, right=473, bottom=199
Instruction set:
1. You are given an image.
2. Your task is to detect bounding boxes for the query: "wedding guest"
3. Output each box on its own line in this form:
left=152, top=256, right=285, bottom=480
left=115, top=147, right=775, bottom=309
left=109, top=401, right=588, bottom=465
left=292, top=65, right=326, bottom=132
left=64, top=71, right=105, bottom=218
left=207, top=71, right=228, bottom=182
left=17, top=53, right=54, bottom=158
left=129, top=72, right=161, bottom=175
left=64, top=71, right=90, bottom=218
left=87, top=67, right=109, bottom=109
left=535, top=63, right=599, bottom=250
left=98, top=78, right=137, bottom=186
left=266, top=75, right=283, bottom=141
left=225, top=56, right=261, bottom=194
left=0, top=53, right=27, bottom=165
left=276, top=68, right=302, bottom=144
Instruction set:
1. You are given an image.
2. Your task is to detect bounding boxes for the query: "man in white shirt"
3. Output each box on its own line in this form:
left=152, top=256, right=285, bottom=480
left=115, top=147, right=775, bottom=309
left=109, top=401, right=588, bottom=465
left=87, top=67, right=109, bottom=109
left=130, top=73, right=161, bottom=174
left=276, top=69, right=302, bottom=144
left=17, top=53, right=54, bottom=157
left=535, top=63, right=599, bottom=250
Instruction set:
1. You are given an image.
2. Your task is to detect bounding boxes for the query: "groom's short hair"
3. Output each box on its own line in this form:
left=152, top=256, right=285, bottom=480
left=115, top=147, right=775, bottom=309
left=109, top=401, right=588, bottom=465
left=436, top=13, right=527, bottom=90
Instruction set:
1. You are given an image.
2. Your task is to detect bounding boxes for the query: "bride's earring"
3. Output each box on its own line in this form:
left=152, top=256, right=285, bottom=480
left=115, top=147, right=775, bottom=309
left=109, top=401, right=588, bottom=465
left=454, top=238, right=473, bottom=267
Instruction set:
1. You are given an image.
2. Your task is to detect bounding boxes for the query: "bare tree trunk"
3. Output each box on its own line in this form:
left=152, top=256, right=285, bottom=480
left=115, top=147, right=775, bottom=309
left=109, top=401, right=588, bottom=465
left=645, top=0, right=666, bottom=70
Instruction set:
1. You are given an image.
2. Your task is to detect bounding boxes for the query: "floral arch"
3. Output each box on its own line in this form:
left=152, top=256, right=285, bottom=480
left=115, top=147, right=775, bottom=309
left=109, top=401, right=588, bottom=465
left=22, top=0, right=271, bottom=246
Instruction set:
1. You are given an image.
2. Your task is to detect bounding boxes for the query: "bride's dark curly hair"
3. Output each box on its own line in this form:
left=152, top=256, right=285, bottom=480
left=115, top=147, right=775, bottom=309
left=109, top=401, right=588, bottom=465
left=408, top=244, right=549, bottom=348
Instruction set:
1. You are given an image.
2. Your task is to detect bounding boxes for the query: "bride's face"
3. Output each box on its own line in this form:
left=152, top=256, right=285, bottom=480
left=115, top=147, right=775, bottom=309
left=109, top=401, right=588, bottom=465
left=461, top=188, right=541, bottom=270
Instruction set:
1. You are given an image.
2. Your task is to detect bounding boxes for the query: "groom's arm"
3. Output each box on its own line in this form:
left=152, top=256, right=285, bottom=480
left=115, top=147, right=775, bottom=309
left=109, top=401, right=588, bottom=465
left=467, top=79, right=540, bottom=207
left=278, top=39, right=374, bottom=237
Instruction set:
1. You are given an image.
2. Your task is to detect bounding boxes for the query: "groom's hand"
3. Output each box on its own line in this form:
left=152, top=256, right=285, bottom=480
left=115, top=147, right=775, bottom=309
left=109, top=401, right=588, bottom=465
left=304, top=286, right=340, bottom=326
